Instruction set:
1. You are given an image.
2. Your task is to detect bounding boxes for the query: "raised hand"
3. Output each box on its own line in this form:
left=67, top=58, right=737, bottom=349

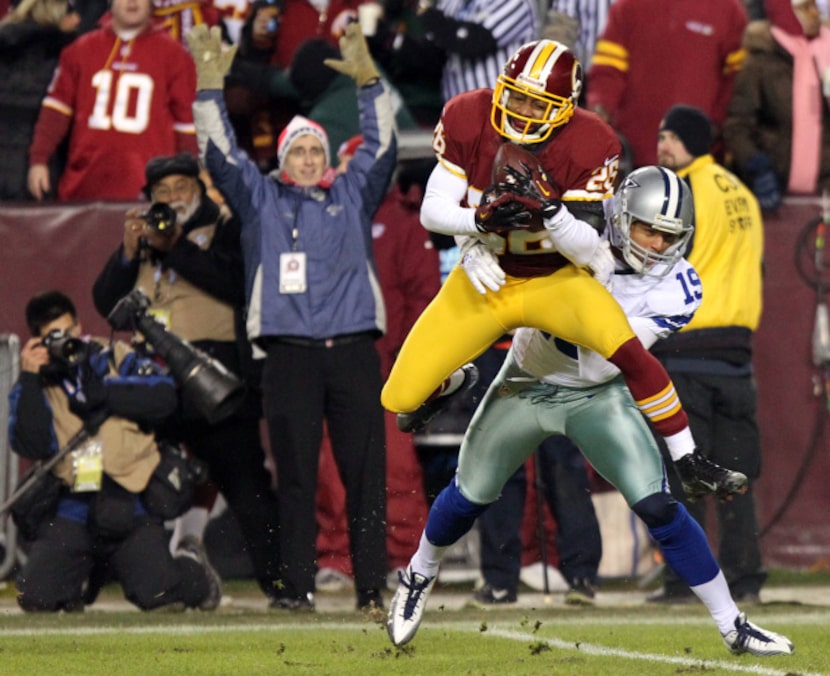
left=186, top=24, right=238, bottom=91
left=323, top=23, right=380, bottom=87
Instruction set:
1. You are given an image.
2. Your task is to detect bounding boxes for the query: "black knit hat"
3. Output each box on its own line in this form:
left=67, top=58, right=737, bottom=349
left=659, top=105, right=713, bottom=158
left=143, top=153, right=201, bottom=197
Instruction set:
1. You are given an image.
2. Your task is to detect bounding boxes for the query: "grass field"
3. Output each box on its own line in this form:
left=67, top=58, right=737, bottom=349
left=0, top=573, right=828, bottom=675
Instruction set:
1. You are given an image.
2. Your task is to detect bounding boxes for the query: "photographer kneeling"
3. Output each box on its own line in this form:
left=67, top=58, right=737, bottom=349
left=8, top=291, right=221, bottom=612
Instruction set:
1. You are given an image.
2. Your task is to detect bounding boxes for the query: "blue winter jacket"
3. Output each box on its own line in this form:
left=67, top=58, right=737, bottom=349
left=192, top=82, right=397, bottom=341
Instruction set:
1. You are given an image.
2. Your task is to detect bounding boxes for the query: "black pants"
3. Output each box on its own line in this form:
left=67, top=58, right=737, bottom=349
left=164, top=411, right=282, bottom=599
left=17, top=516, right=209, bottom=612
left=477, top=435, right=602, bottom=592
left=660, top=370, right=767, bottom=597
left=262, top=336, right=387, bottom=599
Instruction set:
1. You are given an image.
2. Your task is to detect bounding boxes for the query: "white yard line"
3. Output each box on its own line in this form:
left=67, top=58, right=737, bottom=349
left=0, top=618, right=823, bottom=676
left=482, top=626, right=821, bottom=676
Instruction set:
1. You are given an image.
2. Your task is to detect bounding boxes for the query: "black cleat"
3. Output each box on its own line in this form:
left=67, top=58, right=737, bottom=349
left=674, top=451, right=748, bottom=502
left=396, top=363, right=479, bottom=433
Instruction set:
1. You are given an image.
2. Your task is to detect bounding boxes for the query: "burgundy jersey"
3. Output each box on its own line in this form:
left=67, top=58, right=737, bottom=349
left=40, top=23, right=196, bottom=200
left=434, top=89, right=622, bottom=277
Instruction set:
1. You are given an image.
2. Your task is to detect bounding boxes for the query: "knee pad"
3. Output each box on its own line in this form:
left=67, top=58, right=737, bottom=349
left=425, top=478, right=489, bottom=547
left=631, top=492, right=678, bottom=529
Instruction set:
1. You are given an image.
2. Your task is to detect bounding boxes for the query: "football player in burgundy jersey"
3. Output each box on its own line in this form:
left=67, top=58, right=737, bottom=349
left=381, top=39, right=749, bottom=502
left=27, top=0, right=197, bottom=201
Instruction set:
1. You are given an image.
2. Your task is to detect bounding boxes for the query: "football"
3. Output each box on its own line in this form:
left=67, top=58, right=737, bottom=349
left=490, top=143, right=550, bottom=232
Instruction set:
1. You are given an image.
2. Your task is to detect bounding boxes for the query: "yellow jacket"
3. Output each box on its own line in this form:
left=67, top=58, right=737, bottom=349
left=675, top=154, right=764, bottom=332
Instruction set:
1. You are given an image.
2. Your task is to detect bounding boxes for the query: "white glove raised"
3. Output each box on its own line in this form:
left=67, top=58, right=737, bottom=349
left=461, top=242, right=506, bottom=294
left=587, top=240, right=615, bottom=290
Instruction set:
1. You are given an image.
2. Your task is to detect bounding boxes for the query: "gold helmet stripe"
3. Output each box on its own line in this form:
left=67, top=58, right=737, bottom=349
left=527, top=41, right=557, bottom=80
left=522, top=41, right=571, bottom=94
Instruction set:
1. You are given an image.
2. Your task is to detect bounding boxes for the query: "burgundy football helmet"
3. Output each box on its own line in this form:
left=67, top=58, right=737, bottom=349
left=491, top=40, right=583, bottom=144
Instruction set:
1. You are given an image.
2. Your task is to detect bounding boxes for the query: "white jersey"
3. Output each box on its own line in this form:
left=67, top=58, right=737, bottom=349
left=512, top=254, right=702, bottom=388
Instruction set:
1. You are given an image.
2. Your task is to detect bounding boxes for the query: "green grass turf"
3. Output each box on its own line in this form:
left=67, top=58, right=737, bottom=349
left=0, top=591, right=827, bottom=675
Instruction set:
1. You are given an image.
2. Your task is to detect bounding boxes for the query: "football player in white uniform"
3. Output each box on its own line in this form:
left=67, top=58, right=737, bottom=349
left=387, top=166, right=794, bottom=658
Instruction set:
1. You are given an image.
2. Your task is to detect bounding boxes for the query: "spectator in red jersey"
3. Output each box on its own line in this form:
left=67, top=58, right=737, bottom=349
left=27, top=0, right=198, bottom=201
left=587, top=0, right=748, bottom=168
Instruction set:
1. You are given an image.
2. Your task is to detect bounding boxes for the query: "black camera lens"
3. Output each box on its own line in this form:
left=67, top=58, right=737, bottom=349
left=141, top=202, right=177, bottom=235
left=42, top=329, right=88, bottom=366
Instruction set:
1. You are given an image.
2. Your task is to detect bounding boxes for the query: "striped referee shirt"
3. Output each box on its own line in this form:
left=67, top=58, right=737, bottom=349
left=439, top=0, right=539, bottom=101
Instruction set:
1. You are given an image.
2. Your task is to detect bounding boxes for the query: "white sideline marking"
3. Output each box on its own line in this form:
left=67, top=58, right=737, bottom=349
left=498, top=611, right=830, bottom=627
left=481, top=627, right=817, bottom=676
left=0, top=619, right=819, bottom=676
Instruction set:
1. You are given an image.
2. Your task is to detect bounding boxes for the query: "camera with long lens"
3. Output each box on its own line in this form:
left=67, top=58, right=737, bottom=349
left=140, top=202, right=177, bottom=236
left=107, top=289, right=245, bottom=424
left=41, top=328, right=89, bottom=367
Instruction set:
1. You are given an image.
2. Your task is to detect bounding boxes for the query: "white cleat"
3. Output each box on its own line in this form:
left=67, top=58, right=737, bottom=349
left=386, top=566, right=436, bottom=647
left=722, top=613, right=794, bottom=656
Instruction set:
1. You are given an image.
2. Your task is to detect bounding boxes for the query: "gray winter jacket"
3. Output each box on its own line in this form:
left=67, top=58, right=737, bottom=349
left=193, top=81, right=397, bottom=342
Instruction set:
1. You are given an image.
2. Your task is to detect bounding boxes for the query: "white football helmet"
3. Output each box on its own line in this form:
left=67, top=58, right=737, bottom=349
left=608, top=166, right=694, bottom=276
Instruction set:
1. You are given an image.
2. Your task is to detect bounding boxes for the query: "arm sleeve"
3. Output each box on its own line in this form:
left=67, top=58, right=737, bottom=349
left=420, top=162, right=480, bottom=235
left=8, top=374, right=57, bottom=460
left=543, top=204, right=601, bottom=267
left=164, top=216, right=246, bottom=306
left=339, top=81, right=399, bottom=222
left=584, top=3, right=629, bottom=118
left=28, top=106, right=72, bottom=166
left=104, top=351, right=178, bottom=427
left=192, top=90, right=271, bottom=231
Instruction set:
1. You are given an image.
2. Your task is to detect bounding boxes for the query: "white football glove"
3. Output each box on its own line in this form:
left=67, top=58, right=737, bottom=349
left=587, top=240, right=615, bottom=290
left=461, top=242, right=506, bottom=294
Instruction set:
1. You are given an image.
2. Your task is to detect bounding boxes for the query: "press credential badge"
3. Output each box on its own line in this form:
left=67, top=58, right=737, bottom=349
left=280, top=252, right=307, bottom=293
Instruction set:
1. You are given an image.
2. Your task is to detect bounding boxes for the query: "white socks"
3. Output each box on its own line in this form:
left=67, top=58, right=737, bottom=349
left=409, top=532, right=447, bottom=580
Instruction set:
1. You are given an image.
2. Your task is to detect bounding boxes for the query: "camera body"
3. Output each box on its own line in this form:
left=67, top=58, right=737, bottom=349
left=41, top=328, right=89, bottom=367
left=140, top=202, right=177, bottom=236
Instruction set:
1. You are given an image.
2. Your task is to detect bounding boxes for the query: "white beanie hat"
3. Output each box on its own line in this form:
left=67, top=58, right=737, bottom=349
left=277, top=116, right=330, bottom=169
